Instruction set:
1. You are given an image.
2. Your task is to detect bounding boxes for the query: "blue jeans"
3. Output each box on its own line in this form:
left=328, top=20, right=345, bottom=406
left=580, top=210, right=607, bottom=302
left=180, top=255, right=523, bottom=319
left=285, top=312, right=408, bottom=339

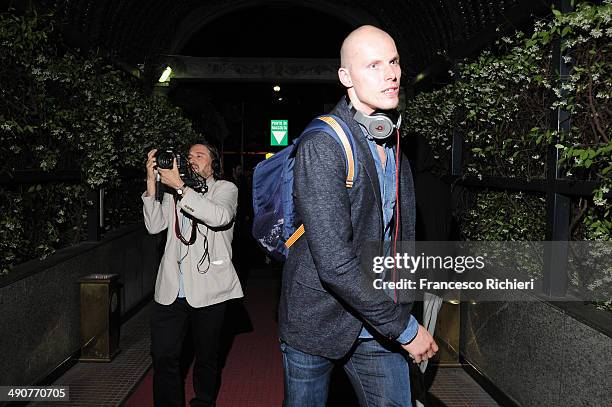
left=281, top=339, right=412, bottom=407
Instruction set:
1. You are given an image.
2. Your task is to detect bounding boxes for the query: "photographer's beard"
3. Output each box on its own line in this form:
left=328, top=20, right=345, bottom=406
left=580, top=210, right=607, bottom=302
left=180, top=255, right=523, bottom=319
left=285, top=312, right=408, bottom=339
left=191, top=162, right=213, bottom=181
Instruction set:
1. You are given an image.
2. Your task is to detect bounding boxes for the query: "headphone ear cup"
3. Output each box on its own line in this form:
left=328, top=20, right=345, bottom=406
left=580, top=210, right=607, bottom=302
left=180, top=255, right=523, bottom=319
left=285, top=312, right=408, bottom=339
left=367, top=115, right=394, bottom=139
left=353, top=109, right=398, bottom=140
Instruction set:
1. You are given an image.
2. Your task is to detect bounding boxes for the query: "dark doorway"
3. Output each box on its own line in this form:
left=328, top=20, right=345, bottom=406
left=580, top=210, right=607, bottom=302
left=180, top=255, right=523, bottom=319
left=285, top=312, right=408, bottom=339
left=169, top=81, right=345, bottom=173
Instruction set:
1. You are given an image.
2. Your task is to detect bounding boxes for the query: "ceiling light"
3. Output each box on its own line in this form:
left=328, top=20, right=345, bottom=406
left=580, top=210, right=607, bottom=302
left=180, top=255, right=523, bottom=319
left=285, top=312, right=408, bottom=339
left=158, top=66, right=172, bottom=83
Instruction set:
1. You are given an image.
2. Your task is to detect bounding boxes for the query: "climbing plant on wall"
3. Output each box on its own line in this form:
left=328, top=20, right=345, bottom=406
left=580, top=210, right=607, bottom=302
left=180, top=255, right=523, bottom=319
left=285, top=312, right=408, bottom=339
left=0, top=8, right=201, bottom=274
left=403, top=1, right=611, bottom=242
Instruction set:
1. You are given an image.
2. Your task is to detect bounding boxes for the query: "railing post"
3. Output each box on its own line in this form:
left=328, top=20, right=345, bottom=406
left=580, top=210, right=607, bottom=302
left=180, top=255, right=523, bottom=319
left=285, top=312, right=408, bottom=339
left=87, top=188, right=101, bottom=242
left=451, top=131, right=463, bottom=177
left=543, top=0, right=572, bottom=298
left=450, top=61, right=464, bottom=177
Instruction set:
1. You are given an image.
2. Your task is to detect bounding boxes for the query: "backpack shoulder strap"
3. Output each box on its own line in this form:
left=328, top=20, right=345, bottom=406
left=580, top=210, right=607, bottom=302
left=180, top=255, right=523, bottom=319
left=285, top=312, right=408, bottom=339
left=284, top=114, right=357, bottom=249
left=316, top=115, right=355, bottom=188
left=285, top=224, right=304, bottom=248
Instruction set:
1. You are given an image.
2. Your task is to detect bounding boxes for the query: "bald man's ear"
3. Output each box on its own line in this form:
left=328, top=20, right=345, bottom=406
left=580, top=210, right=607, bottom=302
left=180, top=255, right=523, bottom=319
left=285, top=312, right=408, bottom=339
left=338, top=67, right=353, bottom=88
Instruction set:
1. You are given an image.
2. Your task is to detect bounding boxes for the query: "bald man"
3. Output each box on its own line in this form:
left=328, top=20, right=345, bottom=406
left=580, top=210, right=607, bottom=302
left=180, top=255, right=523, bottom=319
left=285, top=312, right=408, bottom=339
left=278, top=25, right=437, bottom=406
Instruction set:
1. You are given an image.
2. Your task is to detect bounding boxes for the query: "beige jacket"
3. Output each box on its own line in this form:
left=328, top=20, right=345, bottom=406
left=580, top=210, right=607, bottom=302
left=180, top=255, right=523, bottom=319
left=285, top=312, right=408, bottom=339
left=142, top=178, right=243, bottom=307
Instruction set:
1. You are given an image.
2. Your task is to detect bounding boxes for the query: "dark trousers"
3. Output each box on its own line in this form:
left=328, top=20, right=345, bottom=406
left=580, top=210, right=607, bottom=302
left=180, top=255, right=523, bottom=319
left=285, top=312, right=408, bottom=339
left=151, top=298, right=227, bottom=407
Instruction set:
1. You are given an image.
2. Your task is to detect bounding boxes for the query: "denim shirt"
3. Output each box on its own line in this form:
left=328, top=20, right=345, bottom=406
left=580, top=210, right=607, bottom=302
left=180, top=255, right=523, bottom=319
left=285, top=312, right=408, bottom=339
left=358, top=128, right=418, bottom=344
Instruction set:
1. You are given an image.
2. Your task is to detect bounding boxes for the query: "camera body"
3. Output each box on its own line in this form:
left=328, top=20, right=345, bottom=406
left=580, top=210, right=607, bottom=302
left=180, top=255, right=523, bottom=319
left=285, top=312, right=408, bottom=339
left=155, top=149, right=208, bottom=194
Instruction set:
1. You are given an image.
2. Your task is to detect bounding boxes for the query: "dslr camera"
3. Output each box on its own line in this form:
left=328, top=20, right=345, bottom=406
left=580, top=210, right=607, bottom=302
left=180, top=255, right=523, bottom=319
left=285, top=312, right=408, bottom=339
left=154, top=149, right=208, bottom=198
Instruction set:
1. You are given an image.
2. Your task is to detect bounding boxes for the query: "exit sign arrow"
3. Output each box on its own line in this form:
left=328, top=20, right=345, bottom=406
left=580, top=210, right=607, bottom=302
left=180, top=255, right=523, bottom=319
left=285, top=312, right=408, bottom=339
left=272, top=131, right=286, bottom=144
left=270, top=120, right=288, bottom=146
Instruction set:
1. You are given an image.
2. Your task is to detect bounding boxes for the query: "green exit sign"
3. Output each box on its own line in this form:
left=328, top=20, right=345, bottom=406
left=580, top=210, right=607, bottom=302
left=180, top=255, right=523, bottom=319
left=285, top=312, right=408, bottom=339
left=270, top=120, right=288, bottom=146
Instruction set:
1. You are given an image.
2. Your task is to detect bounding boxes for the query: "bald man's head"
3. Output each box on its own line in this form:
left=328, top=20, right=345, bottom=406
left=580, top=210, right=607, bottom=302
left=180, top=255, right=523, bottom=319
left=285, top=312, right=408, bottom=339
left=340, top=25, right=396, bottom=69
left=337, top=25, right=401, bottom=114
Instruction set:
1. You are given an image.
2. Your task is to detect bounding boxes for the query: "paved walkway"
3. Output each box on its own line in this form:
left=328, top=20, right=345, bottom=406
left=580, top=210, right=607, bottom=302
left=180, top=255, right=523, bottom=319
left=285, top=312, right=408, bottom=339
left=29, top=278, right=499, bottom=407
left=30, top=303, right=152, bottom=407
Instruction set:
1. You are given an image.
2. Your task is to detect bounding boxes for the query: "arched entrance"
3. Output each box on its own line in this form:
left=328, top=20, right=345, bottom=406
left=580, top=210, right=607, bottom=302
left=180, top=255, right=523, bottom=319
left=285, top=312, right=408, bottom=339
left=158, top=4, right=363, bottom=173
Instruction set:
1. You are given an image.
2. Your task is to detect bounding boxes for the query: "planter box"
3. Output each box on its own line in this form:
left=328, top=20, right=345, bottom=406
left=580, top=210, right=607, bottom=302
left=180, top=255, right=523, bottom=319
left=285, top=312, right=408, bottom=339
left=0, top=224, right=161, bottom=386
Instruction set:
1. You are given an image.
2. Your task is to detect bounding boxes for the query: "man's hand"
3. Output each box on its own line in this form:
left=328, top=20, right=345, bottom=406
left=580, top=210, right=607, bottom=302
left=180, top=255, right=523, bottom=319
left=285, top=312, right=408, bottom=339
left=146, top=149, right=158, bottom=183
left=157, top=158, right=184, bottom=190
left=401, top=324, right=438, bottom=363
left=145, top=149, right=158, bottom=197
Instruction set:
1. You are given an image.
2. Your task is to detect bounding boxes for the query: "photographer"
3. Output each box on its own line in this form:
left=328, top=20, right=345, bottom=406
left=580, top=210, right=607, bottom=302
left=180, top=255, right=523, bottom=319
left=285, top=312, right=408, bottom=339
left=142, top=142, right=243, bottom=407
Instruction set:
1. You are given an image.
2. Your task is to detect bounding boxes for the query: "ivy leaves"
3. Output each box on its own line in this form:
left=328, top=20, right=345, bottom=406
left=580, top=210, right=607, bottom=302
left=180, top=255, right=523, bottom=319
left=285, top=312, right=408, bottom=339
left=402, top=1, right=611, bottom=241
left=0, top=8, right=201, bottom=273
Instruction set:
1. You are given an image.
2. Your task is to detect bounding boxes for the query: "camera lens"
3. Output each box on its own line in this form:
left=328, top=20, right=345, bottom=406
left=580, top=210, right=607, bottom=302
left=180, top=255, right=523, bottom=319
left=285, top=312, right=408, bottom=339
left=155, top=151, right=174, bottom=169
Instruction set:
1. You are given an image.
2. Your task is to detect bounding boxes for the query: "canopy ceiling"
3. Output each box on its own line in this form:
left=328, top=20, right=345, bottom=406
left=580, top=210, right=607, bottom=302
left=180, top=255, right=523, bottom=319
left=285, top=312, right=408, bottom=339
left=55, top=0, right=551, bottom=79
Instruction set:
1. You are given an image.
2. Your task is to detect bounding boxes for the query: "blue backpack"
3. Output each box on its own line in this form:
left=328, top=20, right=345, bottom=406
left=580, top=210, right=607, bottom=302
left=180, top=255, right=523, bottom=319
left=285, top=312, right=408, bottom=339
left=251, top=114, right=358, bottom=261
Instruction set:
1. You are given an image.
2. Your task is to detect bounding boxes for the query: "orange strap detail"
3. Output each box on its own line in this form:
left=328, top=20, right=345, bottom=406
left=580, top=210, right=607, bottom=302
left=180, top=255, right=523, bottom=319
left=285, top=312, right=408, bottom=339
left=285, top=224, right=305, bottom=249
left=317, top=116, right=355, bottom=188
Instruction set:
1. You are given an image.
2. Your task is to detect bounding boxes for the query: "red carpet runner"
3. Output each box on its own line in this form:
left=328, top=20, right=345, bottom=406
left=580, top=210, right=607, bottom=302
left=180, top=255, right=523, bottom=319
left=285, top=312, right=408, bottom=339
left=125, top=278, right=284, bottom=406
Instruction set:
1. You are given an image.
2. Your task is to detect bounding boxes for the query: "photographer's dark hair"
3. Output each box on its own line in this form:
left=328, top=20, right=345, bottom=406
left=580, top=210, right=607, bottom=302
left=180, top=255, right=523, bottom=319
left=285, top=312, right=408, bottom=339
left=198, top=140, right=222, bottom=180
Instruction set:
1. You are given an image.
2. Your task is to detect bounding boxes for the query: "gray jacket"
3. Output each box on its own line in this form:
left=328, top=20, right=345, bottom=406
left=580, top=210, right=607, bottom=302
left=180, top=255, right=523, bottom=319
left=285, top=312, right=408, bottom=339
left=279, top=97, right=416, bottom=359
